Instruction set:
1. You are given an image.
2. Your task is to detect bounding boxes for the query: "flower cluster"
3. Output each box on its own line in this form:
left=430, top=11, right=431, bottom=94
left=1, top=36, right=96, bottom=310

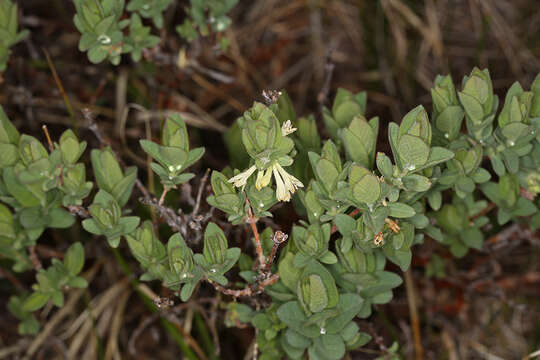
left=228, top=107, right=304, bottom=202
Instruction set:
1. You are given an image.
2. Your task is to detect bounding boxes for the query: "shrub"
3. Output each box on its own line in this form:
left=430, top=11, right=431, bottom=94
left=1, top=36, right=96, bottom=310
left=2, top=63, right=540, bottom=358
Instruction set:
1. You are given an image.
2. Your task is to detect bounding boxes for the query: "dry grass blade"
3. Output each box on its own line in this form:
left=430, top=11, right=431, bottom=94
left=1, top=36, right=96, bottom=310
left=23, top=261, right=103, bottom=359
left=43, top=48, right=78, bottom=133
left=404, top=269, right=423, bottom=360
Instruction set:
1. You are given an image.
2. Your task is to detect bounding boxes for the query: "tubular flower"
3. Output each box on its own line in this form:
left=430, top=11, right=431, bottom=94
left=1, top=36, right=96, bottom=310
left=228, top=162, right=303, bottom=202
left=273, top=162, right=303, bottom=201
left=281, top=120, right=297, bottom=136
left=255, top=166, right=273, bottom=190
left=228, top=165, right=256, bottom=189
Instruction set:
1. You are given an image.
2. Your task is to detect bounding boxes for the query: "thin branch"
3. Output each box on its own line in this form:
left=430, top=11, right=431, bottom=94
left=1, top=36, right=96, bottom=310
left=68, top=205, right=90, bottom=218
left=246, top=198, right=266, bottom=269
left=41, top=125, right=54, bottom=151
left=317, top=46, right=336, bottom=106
left=166, top=314, right=210, bottom=360
left=158, top=188, right=169, bottom=206
left=263, top=231, right=288, bottom=273
left=81, top=108, right=186, bottom=234
left=0, top=268, right=26, bottom=292
left=209, top=273, right=280, bottom=298
left=140, top=196, right=184, bottom=234
left=404, top=269, right=423, bottom=360
left=192, top=169, right=210, bottom=218
left=43, top=48, right=77, bottom=134
left=29, top=245, right=42, bottom=271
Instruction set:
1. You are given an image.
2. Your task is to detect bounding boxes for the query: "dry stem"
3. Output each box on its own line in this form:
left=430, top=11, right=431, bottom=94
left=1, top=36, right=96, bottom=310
left=209, top=273, right=280, bottom=298
left=246, top=198, right=266, bottom=269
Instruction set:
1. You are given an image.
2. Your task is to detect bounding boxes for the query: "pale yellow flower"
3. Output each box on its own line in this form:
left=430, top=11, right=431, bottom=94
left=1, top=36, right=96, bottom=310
left=255, top=167, right=273, bottom=190
left=272, top=162, right=303, bottom=202
left=228, top=165, right=256, bottom=189
left=229, top=162, right=303, bottom=202
left=281, top=120, right=297, bottom=136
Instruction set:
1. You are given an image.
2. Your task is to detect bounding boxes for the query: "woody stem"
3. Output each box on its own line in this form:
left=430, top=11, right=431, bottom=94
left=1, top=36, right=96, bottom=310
left=246, top=198, right=266, bottom=269
left=159, top=188, right=169, bottom=206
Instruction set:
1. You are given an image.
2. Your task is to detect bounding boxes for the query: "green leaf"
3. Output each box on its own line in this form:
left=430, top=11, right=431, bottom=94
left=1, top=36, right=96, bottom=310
left=334, top=214, right=356, bottom=237
left=285, top=328, right=311, bottom=349
left=456, top=176, right=475, bottom=193
left=299, top=261, right=339, bottom=313
left=51, top=290, right=65, bottom=307
left=0, top=143, right=19, bottom=167
left=387, top=203, right=416, bottom=218
left=185, top=147, right=205, bottom=167
left=422, top=146, right=454, bottom=169
left=513, top=197, right=537, bottom=217
left=81, top=218, right=103, bottom=235
left=252, top=313, right=273, bottom=330
left=23, top=292, right=50, bottom=312
left=107, top=236, right=121, bottom=248
left=0, top=106, right=20, bottom=144
left=490, top=154, right=505, bottom=176
left=334, top=101, right=363, bottom=128
left=118, top=216, right=140, bottom=236
left=461, top=228, right=483, bottom=250
left=68, top=277, right=88, bottom=288
left=471, top=168, right=491, bottom=183
left=315, top=158, right=339, bottom=192
left=352, top=173, right=380, bottom=204
left=64, top=242, right=85, bottom=275
left=48, top=208, right=75, bottom=228
left=325, top=293, right=364, bottom=333
left=459, top=91, right=484, bottom=122
left=340, top=116, right=378, bottom=168
left=180, top=282, right=197, bottom=301
left=427, top=191, right=442, bottom=211
left=314, top=334, right=345, bottom=360
left=435, top=106, right=464, bottom=140
left=319, top=251, right=337, bottom=264
left=3, top=167, right=41, bottom=207
left=277, top=301, right=319, bottom=338
left=398, top=135, right=429, bottom=168
left=402, top=174, right=431, bottom=192
left=111, top=167, right=137, bottom=207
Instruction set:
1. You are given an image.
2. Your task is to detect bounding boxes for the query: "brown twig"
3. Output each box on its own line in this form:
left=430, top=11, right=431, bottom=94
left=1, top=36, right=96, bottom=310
left=317, top=46, right=336, bottom=105
left=246, top=198, right=266, bottom=269
left=0, top=268, right=26, bottom=292
left=82, top=108, right=186, bottom=234
left=68, top=205, right=90, bottom=218
left=191, top=169, right=210, bottom=218
left=166, top=314, right=210, bottom=360
left=404, top=269, right=423, bottom=360
left=209, top=273, right=280, bottom=298
left=41, top=125, right=54, bottom=151
left=158, top=188, right=169, bottom=206
left=263, top=231, right=288, bottom=272
left=35, top=245, right=65, bottom=259
left=24, top=261, right=103, bottom=359
left=29, top=245, right=42, bottom=271
left=140, top=196, right=184, bottom=234
left=43, top=48, right=77, bottom=134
